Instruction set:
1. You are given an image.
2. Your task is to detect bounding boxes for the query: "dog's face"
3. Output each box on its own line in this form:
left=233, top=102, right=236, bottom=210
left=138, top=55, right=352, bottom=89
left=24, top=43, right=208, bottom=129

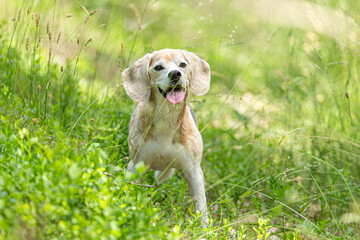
left=149, top=50, right=189, bottom=104
left=122, top=49, right=211, bottom=104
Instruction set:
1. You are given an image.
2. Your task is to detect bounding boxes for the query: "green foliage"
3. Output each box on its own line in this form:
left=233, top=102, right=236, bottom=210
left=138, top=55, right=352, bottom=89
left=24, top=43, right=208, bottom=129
left=252, top=217, right=271, bottom=240
left=0, top=86, right=167, bottom=239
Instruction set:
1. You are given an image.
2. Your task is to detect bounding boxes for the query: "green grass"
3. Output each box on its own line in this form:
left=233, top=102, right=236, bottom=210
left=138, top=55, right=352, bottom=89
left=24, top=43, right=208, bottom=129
left=1, top=0, right=360, bottom=239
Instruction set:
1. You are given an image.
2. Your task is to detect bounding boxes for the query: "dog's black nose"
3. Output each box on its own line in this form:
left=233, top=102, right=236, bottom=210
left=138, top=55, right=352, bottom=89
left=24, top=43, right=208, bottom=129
left=168, top=70, right=182, bottom=80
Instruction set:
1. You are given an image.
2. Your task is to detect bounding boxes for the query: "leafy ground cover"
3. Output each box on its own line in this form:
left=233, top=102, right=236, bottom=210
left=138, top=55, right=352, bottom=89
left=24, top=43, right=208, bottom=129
left=1, top=0, right=360, bottom=239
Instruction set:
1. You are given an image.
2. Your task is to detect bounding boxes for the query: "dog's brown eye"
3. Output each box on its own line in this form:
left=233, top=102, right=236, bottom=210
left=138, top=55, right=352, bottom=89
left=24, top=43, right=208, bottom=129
left=154, top=65, right=164, bottom=71
left=179, top=62, right=187, bottom=68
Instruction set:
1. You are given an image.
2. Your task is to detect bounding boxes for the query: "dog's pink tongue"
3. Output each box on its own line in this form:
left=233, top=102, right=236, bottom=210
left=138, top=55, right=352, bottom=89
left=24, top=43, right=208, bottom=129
left=166, top=90, right=185, bottom=105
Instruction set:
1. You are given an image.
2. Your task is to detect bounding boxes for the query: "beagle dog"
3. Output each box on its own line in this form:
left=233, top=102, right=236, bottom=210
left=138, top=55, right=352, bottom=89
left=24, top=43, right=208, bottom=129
left=122, top=49, right=210, bottom=224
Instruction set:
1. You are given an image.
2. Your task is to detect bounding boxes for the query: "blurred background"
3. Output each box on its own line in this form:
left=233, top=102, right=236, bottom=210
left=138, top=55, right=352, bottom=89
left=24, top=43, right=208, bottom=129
left=2, top=0, right=359, bottom=132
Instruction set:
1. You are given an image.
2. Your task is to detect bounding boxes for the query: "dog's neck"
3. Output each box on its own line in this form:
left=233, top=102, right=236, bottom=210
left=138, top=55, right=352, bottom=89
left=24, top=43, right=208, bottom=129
left=141, top=87, right=187, bottom=139
left=153, top=87, right=187, bottom=125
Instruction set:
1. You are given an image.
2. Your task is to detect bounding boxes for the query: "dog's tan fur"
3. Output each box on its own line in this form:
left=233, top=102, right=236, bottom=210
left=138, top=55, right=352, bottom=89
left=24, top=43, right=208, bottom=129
left=122, top=49, right=210, bottom=224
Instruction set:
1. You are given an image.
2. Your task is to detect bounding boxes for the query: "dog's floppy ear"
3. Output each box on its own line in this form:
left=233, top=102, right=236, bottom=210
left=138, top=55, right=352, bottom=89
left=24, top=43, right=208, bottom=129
left=122, top=53, right=152, bottom=102
left=182, top=50, right=211, bottom=96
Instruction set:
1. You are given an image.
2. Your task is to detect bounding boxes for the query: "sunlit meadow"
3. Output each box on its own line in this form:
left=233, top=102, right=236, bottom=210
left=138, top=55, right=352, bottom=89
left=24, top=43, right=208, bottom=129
left=0, top=0, right=360, bottom=239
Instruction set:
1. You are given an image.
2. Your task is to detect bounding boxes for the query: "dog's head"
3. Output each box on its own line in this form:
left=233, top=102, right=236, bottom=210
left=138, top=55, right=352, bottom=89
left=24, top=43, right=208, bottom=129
left=122, top=49, right=210, bottom=104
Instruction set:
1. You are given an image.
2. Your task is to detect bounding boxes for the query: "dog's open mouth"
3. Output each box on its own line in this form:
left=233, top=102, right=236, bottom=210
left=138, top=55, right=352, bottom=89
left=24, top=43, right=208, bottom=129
left=158, top=86, right=185, bottom=105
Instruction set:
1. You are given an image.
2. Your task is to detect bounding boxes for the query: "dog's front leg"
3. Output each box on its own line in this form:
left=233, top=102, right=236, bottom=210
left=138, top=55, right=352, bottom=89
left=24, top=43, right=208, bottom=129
left=127, top=159, right=147, bottom=184
left=183, top=165, right=208, bottom=226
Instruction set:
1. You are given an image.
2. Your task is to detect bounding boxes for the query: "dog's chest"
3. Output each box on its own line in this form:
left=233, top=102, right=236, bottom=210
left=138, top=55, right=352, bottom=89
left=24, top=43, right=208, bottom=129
left=146, top=125, right=182, bottom=167
left=146, top=140, right=181, bottom=169
left=145, top=120, right=184, bottom=170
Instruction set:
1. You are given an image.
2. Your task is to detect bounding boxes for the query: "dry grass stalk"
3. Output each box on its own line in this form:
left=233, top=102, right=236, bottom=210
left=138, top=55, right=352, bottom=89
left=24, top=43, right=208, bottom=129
left=90, top=9, right=100, bottom=16
left=98, top=24, right=106, bottom=29
left=128, top=3, right=141, bottom=31
left=84, top=38, right=92, bottom=46
left=57, top=31, right=61, bottom=44
left=48, top=48, right=52, bottom=66
left=119, top=42, right=124, bottom=69
left=26, top=37, right=29, bottom=51
left=37, top=38, right=41, bottom=49
left=17, top=8, right=22, bottom=22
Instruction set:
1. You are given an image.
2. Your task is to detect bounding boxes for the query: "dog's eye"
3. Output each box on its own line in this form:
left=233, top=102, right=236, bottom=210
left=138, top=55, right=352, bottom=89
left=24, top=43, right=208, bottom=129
left=154, top=65, right=164, bottom=71
left=179, top=62, right=187, bottom=68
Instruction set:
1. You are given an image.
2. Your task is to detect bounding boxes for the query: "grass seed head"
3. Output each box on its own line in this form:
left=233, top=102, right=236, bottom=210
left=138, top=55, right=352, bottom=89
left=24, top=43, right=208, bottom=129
left=27, top=5, right=32, bottom=16
left=345, top=91, right=349, bottom=98
left=35, top=12, right=40, bottom=27
left=47, top=23, right=52, bottom=41
left=80, top=5, right=90, bottom=22
left=128, top=4, right=141, bottom=31
left=80, top=5, right=89, bottom=15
